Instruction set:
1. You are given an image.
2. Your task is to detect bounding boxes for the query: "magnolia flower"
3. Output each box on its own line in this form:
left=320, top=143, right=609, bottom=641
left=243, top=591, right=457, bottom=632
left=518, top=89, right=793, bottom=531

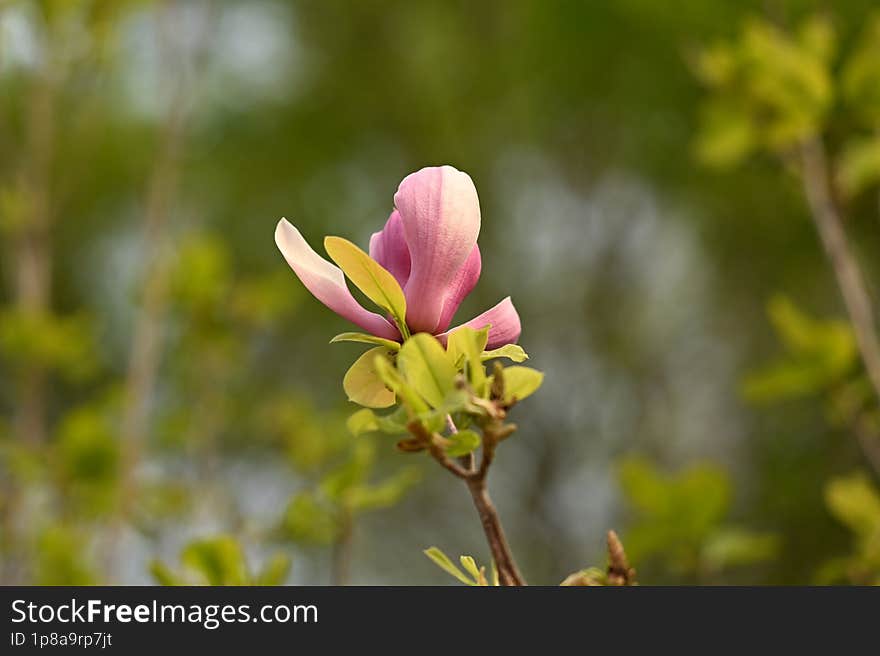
left=274, top=165, right=521, bottom=349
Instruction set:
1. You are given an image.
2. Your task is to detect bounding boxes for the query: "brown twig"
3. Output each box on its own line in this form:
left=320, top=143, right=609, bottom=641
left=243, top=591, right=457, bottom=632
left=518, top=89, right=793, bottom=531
left=406, top=389, right=527, bottom=585
left=331, top=507, right=354, bottom=586
left=0, top=16, right=61, bottom=585
left=118, top=5, right=189, bottom=510
left=108, top=3, right=215, bottom=580
left=12, top=33, right=58, bottom=448
left=464, top=477, right=526, bottom=586
left=559, top=530, right=637, bottom=586
left=800, top=137, right=880, bottom=471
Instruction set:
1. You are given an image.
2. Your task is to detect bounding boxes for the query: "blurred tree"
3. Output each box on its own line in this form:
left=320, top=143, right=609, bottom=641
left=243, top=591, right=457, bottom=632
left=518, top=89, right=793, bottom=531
left=2, top=0, right=880, bottom=585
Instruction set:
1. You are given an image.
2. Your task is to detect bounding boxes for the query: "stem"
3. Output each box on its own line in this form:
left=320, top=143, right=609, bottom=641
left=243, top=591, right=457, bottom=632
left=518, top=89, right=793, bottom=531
left=13, top=47, right=57, bottom=447
left=465, top=477, right=526, bottom=586
left=800, top=138, right=880, bottom=469
left=118, top=44, right=187, bottom=512
left=110, top=3, right=216, bottom=579
left=331, top=508, right=354, bottom=586
left=421, top=416, right=526, bottom=585
left=117, top=1, right=213, bottom=519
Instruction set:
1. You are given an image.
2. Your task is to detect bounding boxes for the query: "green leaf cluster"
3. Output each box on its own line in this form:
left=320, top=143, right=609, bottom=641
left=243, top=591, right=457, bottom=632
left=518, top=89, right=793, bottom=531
left=743, top=295, right=857, bottom=403
left=278, top=436, right=420, bottom=548
left=338, top=329, right=542, bottom=458
left=618, top=457, right=778, bottom=580
left=818, top=472, right=880, bottom=585
left=837, top=16, right=880, bottom=195
left=743, top=296, right=880, bottom=445
left=694, top=15, right=834, bottom=167
left=423, top=547, right=498, bottom=586
left=695, top=12, right=880, bottom=198
left=0, top=309, right=97, bottom=382
left=34, top=526, right=98, bottom=586
left=150, top=535, right=290, bottom=586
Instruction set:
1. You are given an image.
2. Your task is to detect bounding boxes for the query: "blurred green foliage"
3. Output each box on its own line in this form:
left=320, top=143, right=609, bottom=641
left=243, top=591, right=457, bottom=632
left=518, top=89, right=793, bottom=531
left=279, top=439, right=420, bottom=546
left=694, top=15, right=834, bottom=166
left=696, top=11, right=880, bottom=198
left=744, top=296, right=857, bottom=402
left=151, top=535, right=290, bottom=586
left=618, top=457, right=778, bottom=582
left=1, top=0, right=880, bottom=585
left=819, top=472, right=880, bottom=584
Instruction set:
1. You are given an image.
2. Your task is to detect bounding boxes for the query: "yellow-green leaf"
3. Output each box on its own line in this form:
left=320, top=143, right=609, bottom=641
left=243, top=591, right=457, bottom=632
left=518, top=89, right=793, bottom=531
left=459, top=555, right=480, bottom=579
left=324, top=236, right=409, bottom=337
left=398, top=333, right=457, bottom=408
left=331, top=332, right=400, bottom=351
left=347, top=408, right=379, bottom=436
left=374, top=355, right=429, bottom=414
left=825, top=472, right=880, bottom=537
left=838, top=135, right=880, bottom=197
left=446, top=429, right=481, bottom=457
left=423, top=547, right=474, bottom=586
left=500, top=366, right=544, bottom=403
left=481, top=344, right=529, bottom=363
left=447, top=326, right=489, bottom=396
left=343, top=348, right=396, bottom=408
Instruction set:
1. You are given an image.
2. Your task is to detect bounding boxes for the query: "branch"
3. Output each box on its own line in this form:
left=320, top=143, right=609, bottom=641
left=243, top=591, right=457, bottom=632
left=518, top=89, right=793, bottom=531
left=331, top=507, right=354, bottom=586
left=411, top=408, right=526, bottom=585
left=800, top=138, right=880, bottom=470
left=118, top=1, right=215, bottom=515
left=465, top=477, right=527, bottom=586
left=12, top=43, right=59, bottom=447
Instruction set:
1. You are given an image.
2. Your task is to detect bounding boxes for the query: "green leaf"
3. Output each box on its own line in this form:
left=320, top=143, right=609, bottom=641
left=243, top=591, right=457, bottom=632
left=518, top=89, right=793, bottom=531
left=445, top=429, right=481, bottom=457
left=423, top=547, right=475, bottom=585
left=324, top=236, right=409, bottom=338
left=447, top=326, right=489, bottom=396
left=481, top=344, right=529, bottom=363
left=343, top=348, right=396, bottom=408
left=398, top=333, right=457, bottom=408
left=701, top=529, right=779, bottom=570
left=374, top=356, right=429, bottom=414
left=841, top=16, right=880, bottom=124
left=149, top=561, right=180, bottom=586
left=825, top=472, right=880, bottom=537
left=331, top=332, right=401, bottom=351
left=348, top=467, right=421, bottom=512
left=743, top=296, right=857, bottom=403
left=320, top=440, right=374, bottom=501
left=373, top=406, right=407, bottom=434
left=694, top=98, right=756, bottom=168
left=281, top=492, right=339, bottom=545
left=347, top=408, right=379, bottom=436
left=254, top=554, right=292, bottom=586
left=448, top=325, right=489, bottom=363
left=499, top=366, right=544, bottom=403
left=838, top=135, right=880, bottom=197
left=459, top=556, right=482, bottom=583
left=181, top=536, right=248, bottom=586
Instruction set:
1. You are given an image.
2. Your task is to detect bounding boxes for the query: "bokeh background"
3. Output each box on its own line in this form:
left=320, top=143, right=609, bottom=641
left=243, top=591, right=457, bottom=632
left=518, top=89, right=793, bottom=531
left=2, top=0, right=880, bottom=585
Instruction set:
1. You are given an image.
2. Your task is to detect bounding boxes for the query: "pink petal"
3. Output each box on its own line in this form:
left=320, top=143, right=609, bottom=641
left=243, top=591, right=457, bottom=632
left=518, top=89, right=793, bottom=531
left=394, top=165, right=481, bottom=333
left=368, top=210, right=411, bottom=288
left=436, top=297, right=521, bottom=349
left=275, top=219, right=400, bottom=340
left=434, top=245, right=481, bottom=333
